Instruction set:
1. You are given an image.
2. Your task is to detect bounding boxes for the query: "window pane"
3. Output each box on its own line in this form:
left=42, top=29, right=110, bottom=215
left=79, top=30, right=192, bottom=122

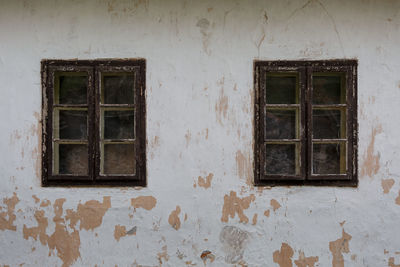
left=312, top=109, right=345, bottom=139
left=55, top=144, right=88, bottom=175
left=313, top=143, right=346, bottom=174
left=266, top=75, right=298, bottom=104
left=103, top=110, right=135, bottom=139
left=102, top=74, right=135, bottom=104
left=312, top=75, right=345, bottom=104
left=265, top=144, right=299, bottom=175
left=265, top=109, right=297, bottom=139
left=56, top=74, right=87, bottom=104
left=54, top=109, right=87, bottom=139
left=102, top=144, right=135, bottom=175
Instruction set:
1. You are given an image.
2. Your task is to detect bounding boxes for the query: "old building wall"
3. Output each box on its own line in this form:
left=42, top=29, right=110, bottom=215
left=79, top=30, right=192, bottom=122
left=0, top=0, right=400, bottom=266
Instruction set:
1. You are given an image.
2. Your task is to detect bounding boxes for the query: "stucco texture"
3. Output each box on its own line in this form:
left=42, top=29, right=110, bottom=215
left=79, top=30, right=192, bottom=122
left=1, top=0, right=400, bottom=266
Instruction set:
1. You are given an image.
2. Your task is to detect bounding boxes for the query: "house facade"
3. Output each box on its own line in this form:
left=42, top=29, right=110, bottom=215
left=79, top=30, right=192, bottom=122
left=1, top=0, right=400, bottom=266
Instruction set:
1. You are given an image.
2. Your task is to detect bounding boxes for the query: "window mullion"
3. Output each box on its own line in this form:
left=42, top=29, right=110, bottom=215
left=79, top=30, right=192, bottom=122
left=305, top=66, right=313, bottom=180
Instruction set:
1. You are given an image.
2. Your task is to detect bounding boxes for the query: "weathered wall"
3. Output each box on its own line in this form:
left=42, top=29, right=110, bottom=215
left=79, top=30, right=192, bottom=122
left=1, top=0, right=400, bottom=266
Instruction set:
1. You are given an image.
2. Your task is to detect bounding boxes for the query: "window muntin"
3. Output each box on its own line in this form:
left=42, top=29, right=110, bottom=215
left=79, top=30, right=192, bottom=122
left=254, top=60, right=357, bottom=186
left=42, top=60, right=146, bottom=186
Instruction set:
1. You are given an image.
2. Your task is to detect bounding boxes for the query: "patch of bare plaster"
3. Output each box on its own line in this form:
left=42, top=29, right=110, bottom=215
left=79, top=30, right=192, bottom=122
left=168, top=206, right=181, bottom=230
left=294, top=251, right=319, bottom=267
left=264, top=210, right=270, bottom=217
left=196, top=173, right=213, bottom=189
left=329, top=229, right=352, bottom=267
left=389, top=257, right=400, bottom=267
left=196, top=18, right=211, bottom=55
left=395, top=191, right=400, bottom=205
left=23, top=210, right=48, bottom=245
left=361, top=125, right=383, bottom=178
left=40, top=200, right=51, bottom=207
left=0, top=192, right=20, bottom=231
left=157, top=245, right=169, bottom=265
left=215, top=77, right=228, bottom=126
left=220, top=226, right=250, bottom=264
left=271, top=199, right=281, bottom=212
left=252, top=214, right=258, bottom=225
left=221, top=191, right=255, bottom=223
left=200, top=250, right=215, bottom=264
left=235, top=150, right=252, bottom=186
left=131, top=196, right=157, bottom=211
left=65, top=197, right=111, bottom=231
left=382, top=179, right=395, bottom=194
left=114, top=225, right=127, bottom=241
left=273, top=243, right=294, bottom=267
left=24, top=199, right=81, bottom=267
left=32, top=195, right=40, bottom=204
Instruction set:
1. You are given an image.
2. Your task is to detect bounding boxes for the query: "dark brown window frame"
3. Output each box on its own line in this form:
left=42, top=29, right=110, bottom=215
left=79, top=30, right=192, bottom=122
left=41, top=59, right=146, bottom=187
left=254, top=60, right=358, bottom=187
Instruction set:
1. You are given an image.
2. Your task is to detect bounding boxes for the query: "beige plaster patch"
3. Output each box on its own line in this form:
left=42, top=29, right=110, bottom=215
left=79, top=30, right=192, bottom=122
left=329, top=229, right=352, bottom=267
left=271, top=199, right=281, bottom=212
left=0, top=192, right=20, bottom=231
left=131, top=196, right=157, bottom=211
left=361, top=125, right=382, bottom=178
left=221, top=191, right=255, bottom=223
left=294, top=251, right=319, bottom=267
left=196, top=173, right=214, bottom=189
left=382, top=179, right=395, bottom=194
left=273, top=243, right=294, bottom=267
left=168, top=206, right=181, bottom=230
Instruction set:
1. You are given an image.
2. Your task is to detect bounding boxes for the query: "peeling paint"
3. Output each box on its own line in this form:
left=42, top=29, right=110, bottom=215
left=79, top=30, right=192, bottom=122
left=0, top=192, right=19, bottom=231
left=271, top=199, right=281, bottom=212
left=114, top=225, right=127, bottom=241
left=168, top=206, right=181, bottom=230
left=273, top=243, right=294, bottom=267
left=294, top=251, right=319, bottom=267
left=252, top=213, right=257, bottom=225
left=329, top=229, right=352, bottom=267
left=200, top=250, right=215, bottom=264
left=65, top=197, right=111, bottom=231
left=361, top=125, right=383, bottom=178
left=130, top=196, right=157, bottom=211
left=382, top=179, right=395, bottom=194
left=221, top=191, right=255, bottom=223
left=215, top=77, right=228, bottom=125
left=235, top=150, right=252, bottom=186
left=196, top=173, right=213, bottom=189
left=389, top=257, right=400, bottom=267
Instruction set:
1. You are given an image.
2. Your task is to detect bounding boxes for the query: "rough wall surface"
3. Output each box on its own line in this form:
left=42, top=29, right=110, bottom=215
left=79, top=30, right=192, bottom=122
left=0, top=0, right=400, bottom=266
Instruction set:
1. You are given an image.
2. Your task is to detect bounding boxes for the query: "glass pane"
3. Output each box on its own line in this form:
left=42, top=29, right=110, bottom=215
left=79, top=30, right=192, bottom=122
left=55, top=144, right=88, bottom=175
left=103, top=110, right=135, bottom=139
left=265, top=109, right=297, bottom=139
left=102, top=74, right=135, bottom=104
left=312, top=75, right=345, bottom=104
left=313, top=109, right=345, bottom=139
left=266, top=75, right=298, bottom=104
left=313, top=143, right=346, bottom=174
left=265, top=144, right=299, bottom=175
left=56, top=74, right=87, bottom=104
left=102, top=144, right=135, bottom=175
left=54, top=110, right=87, bottom=139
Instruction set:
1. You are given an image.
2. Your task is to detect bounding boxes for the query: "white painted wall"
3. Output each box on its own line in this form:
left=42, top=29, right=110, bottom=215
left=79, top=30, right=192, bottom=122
left=1, top=0, right=400, bottom=266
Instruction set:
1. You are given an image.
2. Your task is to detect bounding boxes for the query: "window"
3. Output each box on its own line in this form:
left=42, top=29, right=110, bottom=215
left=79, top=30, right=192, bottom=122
left=42, top=59, right=146, bottom=186
left=254, top=60, right=357, bottom=186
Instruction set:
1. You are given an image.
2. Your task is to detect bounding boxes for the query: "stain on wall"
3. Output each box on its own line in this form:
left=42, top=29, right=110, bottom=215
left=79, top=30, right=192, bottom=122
left=220, top=225, right=249, bottom=264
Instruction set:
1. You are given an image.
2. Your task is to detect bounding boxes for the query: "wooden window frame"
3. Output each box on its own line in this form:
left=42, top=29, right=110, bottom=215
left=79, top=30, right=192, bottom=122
left=41, top=59, right=146, bottom=187
left=254, top=60, right=358, bottom=187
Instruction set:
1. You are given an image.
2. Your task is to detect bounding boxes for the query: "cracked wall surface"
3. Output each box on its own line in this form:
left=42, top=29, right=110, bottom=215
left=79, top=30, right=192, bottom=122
left=1, top=0, right=400, bottom=266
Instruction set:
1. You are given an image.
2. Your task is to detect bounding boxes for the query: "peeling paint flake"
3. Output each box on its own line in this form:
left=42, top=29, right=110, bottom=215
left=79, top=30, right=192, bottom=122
left=168, top=206, right=181, bottom=230
left=0, top=192, right=19, bottom=231
left=131, top=196, right=157, bottom=211
left=329, top=229, right=352, bottom=267
left=294, top=251, right=319, bottom=267
left=361, top=125, right=382, bottom=178
left=196, top=173, right=214, bottom=189
left=273, top=243, right=294, bottom=267
left=221, top=191, right=255, bottom=223
left=382, top=179, right=395, bottom=194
